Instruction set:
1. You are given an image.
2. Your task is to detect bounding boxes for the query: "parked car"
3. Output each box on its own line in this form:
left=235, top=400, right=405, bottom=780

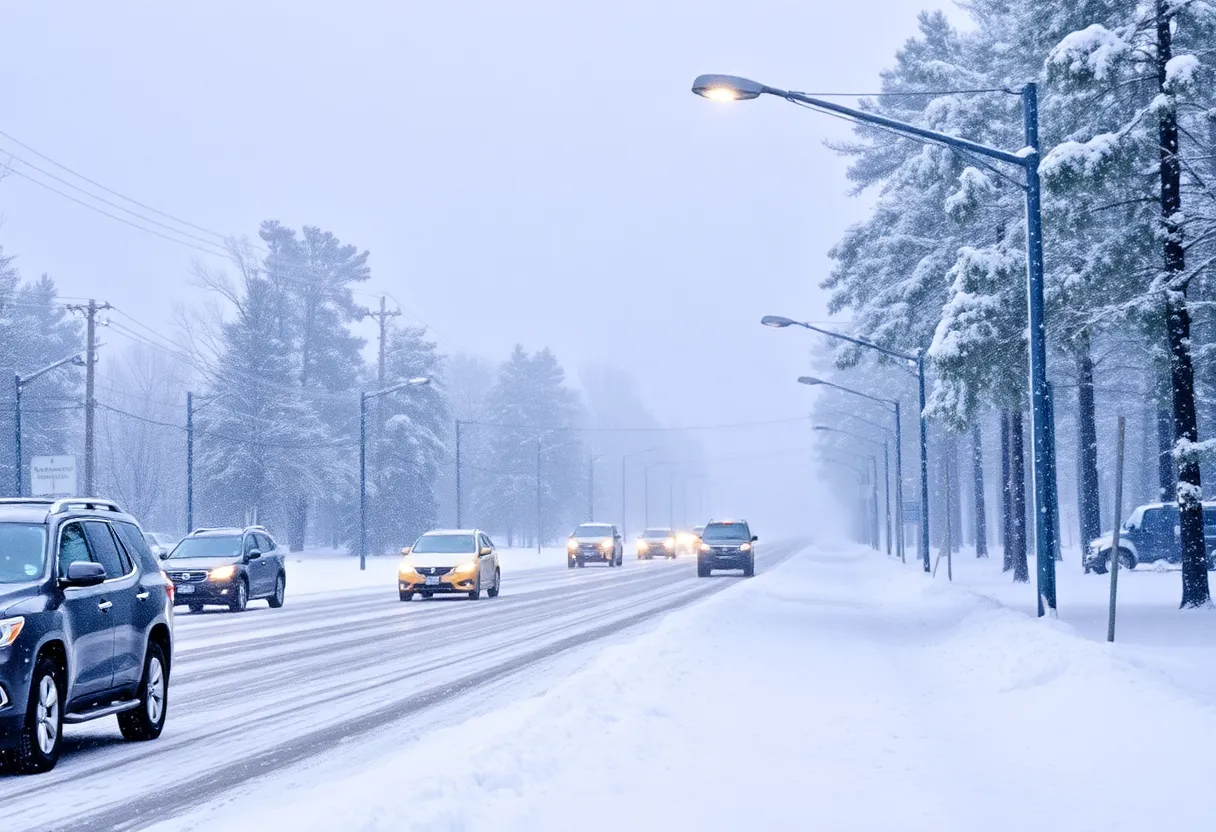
left=1085, top=501, right=1216, bottom=573
left=697, top=519, right=757, bottom=577
left=143, top=532, right=177, bottom=560
left=0, top=498, right=174, bottom=773
left=398, top=529, right=500, bottom=601
left=163, top=526, right=286, bottom=612
left=566, top=523, right=623, bottom=568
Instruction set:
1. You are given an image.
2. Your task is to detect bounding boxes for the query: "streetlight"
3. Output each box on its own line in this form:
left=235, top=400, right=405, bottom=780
left=359, top=377, right=430, bottom=570
left=815, top=425, right=889, bottom=557
left=800, top=377, right=906, bottom=564
left=697, top=72, right=1057, bottom=615
left=621, top=446, right=657, bottom=540
left=522, top=432, right=579, bottom=554
left=14, top=353, right=86, bottom=496
left=769, top=316, right=926, bottom=570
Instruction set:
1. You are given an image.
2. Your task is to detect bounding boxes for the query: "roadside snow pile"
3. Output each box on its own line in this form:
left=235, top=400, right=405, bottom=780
left=179, top=544, right=1216, bottom=831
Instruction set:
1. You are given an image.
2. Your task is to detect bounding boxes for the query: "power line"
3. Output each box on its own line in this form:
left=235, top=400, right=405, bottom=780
left=460, top=416, right=814, bottom=434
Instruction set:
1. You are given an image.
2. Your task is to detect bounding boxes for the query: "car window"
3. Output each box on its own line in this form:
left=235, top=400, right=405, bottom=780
left=106, top=524, right=136, bottom=575
left=84, top=521, right=128, bottom=578
left=244, top=534, right=259, bottom=555
left=0, top=523, right=47, bottom=584
left=253, top=533, right=272, bottom=552
left=701, top=523, right=750, bottom=542
left=58, top=523, right=94, bottom=579
left=412, top=533, right=477, bottom=554
left=169, top=535, right=242, bottom=559
left=260, top=533, right=277, bottom=552
left=479, top=533, right=493, bottom=551
left=642, top=529, right=673, bottom=539
left=115, top=522, right=162, bottom=573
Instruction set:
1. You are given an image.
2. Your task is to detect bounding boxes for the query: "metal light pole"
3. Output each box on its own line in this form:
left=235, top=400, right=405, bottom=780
left=698, top=73, right=1057, bottom=614
left=621, top=447, right=656, bottom=542
left=814, top=425, right=891, bottom=556
left=14, top=353, right=85, bottom=497
left=186, top=391, right=194, bottom=532
left=455, top=419, right=463, bottom=527
left=359, top=377, right=430, bottom=570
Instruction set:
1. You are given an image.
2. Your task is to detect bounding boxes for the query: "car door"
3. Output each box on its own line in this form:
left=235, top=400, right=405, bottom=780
left=84, top=521, right=143, bottom=689
left=56, top=521, right=116, bottom=699
left=257, top=533, right=281, bottom=594
left=479, top=534, right=497, bottom=585
left=242, top=533, right=266, bottom=597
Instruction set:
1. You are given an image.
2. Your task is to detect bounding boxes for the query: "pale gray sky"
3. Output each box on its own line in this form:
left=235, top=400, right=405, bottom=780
left=0, top=0, right=942, bottom=532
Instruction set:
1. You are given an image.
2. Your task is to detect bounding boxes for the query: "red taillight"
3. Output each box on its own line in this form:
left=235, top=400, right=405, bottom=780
left=161, top=571, right=175, bottom=603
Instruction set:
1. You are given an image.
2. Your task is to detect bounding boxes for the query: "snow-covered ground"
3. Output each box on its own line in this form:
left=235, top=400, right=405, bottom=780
left=155, top=541, right=1216, bottom=831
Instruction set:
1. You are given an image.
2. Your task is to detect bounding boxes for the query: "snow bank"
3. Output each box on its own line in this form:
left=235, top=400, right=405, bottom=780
left=171, top=543, right=1216, bottom=831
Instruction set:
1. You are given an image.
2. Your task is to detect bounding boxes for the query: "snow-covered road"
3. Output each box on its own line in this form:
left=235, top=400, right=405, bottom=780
left=1, top=544, right=797, bottom=832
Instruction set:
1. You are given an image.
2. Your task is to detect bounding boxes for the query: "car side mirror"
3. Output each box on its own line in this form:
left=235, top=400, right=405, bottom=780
left=751, top=535, right=759, bottom=542
left=246, top=550, right=262, bottom=561
left=480, top=546, right=493, bottom=556
left=63, top=561, right=106, bottom=587
left=401, top=546, right=412, bottom=556
left=614, top=533, right=622, bottom=539
left=158, top=549, right=171, bottom=560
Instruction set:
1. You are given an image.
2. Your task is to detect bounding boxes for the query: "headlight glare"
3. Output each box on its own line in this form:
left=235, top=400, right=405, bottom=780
left=452, top=561, right=478, bottom=576
left=567, top=539, right=578, bottom=552
left=663, top=538, right=674, bottom=550
left=740, top=542, right=752, bottom=552
left=638, top=540, right=649, bottom=551
left=0, top=616, right=24, bottom=648
left=208, top=565, right=237, bottom=582
left=700, top=542, right=711, bottom=552
left=600, top=538, right=613, bottom=550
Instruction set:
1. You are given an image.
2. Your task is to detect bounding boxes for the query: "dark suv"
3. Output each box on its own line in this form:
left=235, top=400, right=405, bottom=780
left=697, top=519, right=757, bottom=577
left=163, top=526, right=286, bottom=613
left=0, top=498, right=174, bottom=773
left=1085, top=501, right=1216, bottom=574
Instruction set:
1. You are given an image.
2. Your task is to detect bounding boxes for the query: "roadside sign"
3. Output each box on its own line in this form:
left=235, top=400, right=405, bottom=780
left=31, top=455, right=77, bottom=497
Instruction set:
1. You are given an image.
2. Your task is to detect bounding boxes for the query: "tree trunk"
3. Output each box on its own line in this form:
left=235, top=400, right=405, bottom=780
left=289, top=495, right=307, bottom=553
left=1157, top=403, right=1175, bottom=501
left=1157, top=1, right=1210, bottom=608
left=1000, top=410, right=1014, bottom=572
left=1076, top=335, right=1101, bottom=551
left=1010, top=410, right=1030, bottom=583
left=972, top=422, right=988, bottom=558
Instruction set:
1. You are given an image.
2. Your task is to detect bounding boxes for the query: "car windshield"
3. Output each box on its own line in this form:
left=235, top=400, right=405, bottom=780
left=0, top=523, right=47, bottom=583
left=170, top=535, right=242, bottom=559
left=574, top=524, right=612, bottom=537
left=701, top=524, right=749, bottom=542
left=642, top=529, right=672, bottom=539
left=412, top=533, right=476, bottom=554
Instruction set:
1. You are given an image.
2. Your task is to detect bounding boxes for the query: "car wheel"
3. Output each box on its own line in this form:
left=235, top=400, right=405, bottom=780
left=697, top=560, right=710, bottom=578
left=229, top=579, right=248, bottom=613
left=188, top=603, right=204, bottom=614
left=469, top=570, right=482, bottom=600
left=743, top=558, right=755, bottom=578
left=1119, top=550, right=1136, bottom=571
left=568, top=558, right=577, bottom=569
left=267, top=573, right=286, bottom=608
left=399, top=590, right=414, bottom=602
left=607, top=555, right=616, bottom=568
left=577, top=557, right=586, bottom=568
left=488, top=569, right=501, bottom=598
left=12, top=653, right=64, bottom=773
left=118, top=642, right=168, bottom=742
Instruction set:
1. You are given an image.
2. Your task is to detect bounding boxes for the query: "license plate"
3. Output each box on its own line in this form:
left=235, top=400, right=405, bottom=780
left=177, top=584, right=195, bottom=594
left=425, top=576, right=440, bottom=586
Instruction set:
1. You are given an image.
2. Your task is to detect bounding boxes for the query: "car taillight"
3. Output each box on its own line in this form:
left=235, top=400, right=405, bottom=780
left=161, top=571, right=175, bottom=603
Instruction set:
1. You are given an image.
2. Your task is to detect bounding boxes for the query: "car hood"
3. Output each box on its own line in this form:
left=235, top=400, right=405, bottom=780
left=164, top=557, right=243, bottom=571
left=571, top=536, right=613, bottom=543
left=0, top=582, right=46, bottom=617
left=404, top=553, right=479, bottom=569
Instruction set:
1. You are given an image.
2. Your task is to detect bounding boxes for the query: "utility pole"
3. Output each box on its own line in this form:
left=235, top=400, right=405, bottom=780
left=455, top=420, right=463, bottom=527
left=536, top=438, right=543, bottom=554
left=587, top=455, right=595, bottom=520
left=362, top=297, right=401, bottom=536
left=186, top=392, right=194, bottom=533
left=67, top=300, right=110, bottom=495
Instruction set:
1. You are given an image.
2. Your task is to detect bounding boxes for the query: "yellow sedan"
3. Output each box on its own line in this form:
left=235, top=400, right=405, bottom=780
left=399, top=529, right=501, bottom=601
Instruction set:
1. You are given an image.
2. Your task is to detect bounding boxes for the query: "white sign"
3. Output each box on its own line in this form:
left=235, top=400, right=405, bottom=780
left=31, top=455, right=77, bottom=497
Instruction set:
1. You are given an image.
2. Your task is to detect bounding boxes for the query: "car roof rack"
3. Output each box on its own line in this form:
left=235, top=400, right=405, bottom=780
left=50, top=498, right=124, bottom=515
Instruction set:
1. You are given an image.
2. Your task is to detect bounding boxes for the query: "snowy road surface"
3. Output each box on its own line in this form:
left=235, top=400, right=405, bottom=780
left=1, top=544, right=796, bottom=832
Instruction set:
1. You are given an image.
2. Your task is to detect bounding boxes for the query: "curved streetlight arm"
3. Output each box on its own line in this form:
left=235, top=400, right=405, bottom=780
left=813, top=425, right=884, bottom=449
left=770, top=317, right=916, bottom=364
left=367, top=377, right=431, bottom=400
left=18, top=352, right=86, bottom=387
left=799, top=377, right=895, bottom=408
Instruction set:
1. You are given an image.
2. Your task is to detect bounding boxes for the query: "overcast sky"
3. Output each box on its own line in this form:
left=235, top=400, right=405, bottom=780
left=0, top=0, right=942, bottom=534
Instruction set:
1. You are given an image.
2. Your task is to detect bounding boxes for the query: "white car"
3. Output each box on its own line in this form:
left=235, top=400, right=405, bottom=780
left=143, top=531, right=178, bottom=560
left=398, top=529, right=501, bottom=601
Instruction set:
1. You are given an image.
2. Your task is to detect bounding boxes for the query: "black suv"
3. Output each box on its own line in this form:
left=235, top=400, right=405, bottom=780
left=163, top=526, right=286, bottom=613
left=0, top=498, right=174, bottom=773
left=1085, top=501, right=1216, bottom=573
left=697, top=520, right=757, bottom=577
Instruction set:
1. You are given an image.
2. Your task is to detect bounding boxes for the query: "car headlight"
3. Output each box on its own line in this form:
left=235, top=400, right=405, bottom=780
left=663, top=538, right=674, bottom=550
left=452, top=561, right=478, bottom=577
left=567, top=539, right=578, bottom=552
left=0, top=616, right=25, bottom=648
left=700, top=542, right=711, bottom=552
left=399, top=560, right=421, bottom=579
left=638, top=540, right=649, bottom=551
left=740, top=542, right=752, bottom=552
left=600, top=538, right=613, bottom=550
left=208, top=565, right=237, bottom=582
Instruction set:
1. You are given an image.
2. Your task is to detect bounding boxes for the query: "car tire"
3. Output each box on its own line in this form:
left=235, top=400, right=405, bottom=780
left=577, top=557, right=586, bottom=568
left=118, top=642, right=168, bottom=742
left=267, top=573, right=286, bottom=608
left=229, top=578, right=248, bottom=613
left=12, top=653, right=64, bottom=773
left=469, top=570, right=482, bottom=600
left=488, top=569, right=501, bottom=598
left=697, top=560, right=710, bottom=578
left=607, top=556, right=616, bottom=568
left=399, top=590, right=414, bottom=602
left=743, top=558, right=755, bottom=578
left=567, top=559, right=577, bottom=569
left=188, top=603, right=204, bottom=614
